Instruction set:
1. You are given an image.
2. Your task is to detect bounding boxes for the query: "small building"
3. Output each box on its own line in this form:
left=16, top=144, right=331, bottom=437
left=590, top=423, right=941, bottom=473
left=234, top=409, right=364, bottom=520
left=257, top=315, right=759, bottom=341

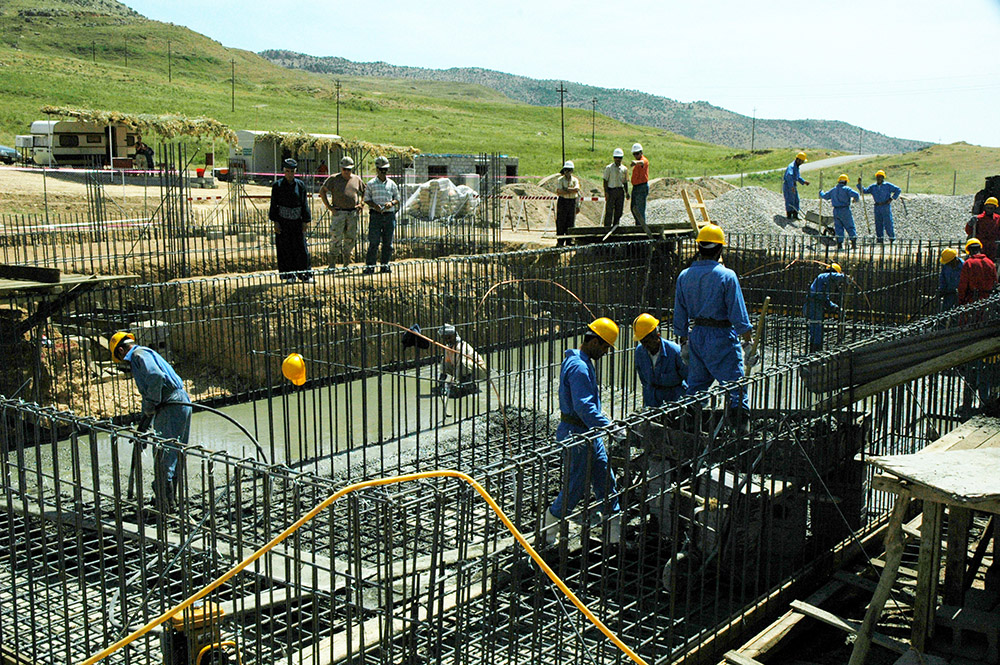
left=27, top=119, right=140, bottom=167
left=410, top=153, right=519, bottom=189
left=229, top=130, right=347, bottom=184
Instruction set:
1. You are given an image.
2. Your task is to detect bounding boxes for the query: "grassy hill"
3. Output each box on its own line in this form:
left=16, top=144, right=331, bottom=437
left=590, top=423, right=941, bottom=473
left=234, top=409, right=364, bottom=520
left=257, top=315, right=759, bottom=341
left=261, top=50, right=932, bottom=154
left=744, top=143, right=1000, bottom=197
left=0, top=0, right=836, bottom=180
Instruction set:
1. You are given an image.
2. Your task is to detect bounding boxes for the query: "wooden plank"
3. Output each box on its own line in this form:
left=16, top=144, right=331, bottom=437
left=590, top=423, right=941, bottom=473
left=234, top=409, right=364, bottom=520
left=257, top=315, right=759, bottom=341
left=944, top=506, right=971, bottom=606
left=0, top=264, right=60, bottom=283
left=921, top=416, right=1000, bottom=454
left=871, top=557, right=920, bottom=579
left=791, top=601, right=909, bottom=654
left=911, top=501, right=943, bottom=652
left=872, top=474, right=1000, bottom=515
left=723, top=650, right=764, bottom=665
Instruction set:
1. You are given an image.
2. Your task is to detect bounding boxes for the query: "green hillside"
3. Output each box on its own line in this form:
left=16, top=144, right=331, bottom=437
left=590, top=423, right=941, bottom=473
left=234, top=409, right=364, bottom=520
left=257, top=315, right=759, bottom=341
left=744, top=143, right=1000, bottom=197
left=0, top=0, right=835, bottom=179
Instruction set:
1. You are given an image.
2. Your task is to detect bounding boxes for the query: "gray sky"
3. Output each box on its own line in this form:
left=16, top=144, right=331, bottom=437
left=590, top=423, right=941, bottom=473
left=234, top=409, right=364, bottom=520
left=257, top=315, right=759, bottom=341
left=124, top=0, right=1000, bottom=147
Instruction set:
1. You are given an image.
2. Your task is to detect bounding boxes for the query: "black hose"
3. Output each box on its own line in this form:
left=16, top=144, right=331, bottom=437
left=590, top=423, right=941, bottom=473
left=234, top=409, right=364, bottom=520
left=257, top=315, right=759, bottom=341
left=159, top=400, right=269, bottom=464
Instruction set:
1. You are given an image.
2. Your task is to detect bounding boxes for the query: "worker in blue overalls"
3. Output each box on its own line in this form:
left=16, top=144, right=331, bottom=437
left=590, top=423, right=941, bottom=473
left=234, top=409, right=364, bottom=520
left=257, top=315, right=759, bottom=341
left=782, top=152, right=810, bottom=220
left=937, top=248, right=963, bottom=312
left=673, top=224, right=753, bottom=429
left=111, top=331, right=192, bottom=512
left=804, top=263, right=847, bottom=353
left=820, top=174, right=861, bottom=250
left=632, top=312, right=686, bottom=408
left=541, top=318, right=623, bottom=547
left=858, top=170, right=902, bottom=243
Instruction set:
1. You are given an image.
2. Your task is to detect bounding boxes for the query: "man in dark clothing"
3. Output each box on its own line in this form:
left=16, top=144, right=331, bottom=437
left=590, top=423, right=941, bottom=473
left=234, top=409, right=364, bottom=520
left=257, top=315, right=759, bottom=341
left=269, top=158, right=313, bottom=283
left=938, top=248, right=963, bottom=311
left=958, top=238, right=997, bottom=304
left=966, top=196, right=1000, bottom=262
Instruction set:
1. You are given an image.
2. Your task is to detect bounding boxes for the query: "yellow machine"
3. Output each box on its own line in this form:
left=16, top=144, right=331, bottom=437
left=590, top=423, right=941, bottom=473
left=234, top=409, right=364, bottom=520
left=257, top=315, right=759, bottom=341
left=162, top=601, right=240, bottom=665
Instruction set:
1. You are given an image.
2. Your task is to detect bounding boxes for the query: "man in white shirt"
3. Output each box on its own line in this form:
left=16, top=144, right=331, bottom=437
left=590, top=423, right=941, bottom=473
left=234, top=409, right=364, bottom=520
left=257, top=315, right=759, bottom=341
left=602, top=148, right=629, bottom=227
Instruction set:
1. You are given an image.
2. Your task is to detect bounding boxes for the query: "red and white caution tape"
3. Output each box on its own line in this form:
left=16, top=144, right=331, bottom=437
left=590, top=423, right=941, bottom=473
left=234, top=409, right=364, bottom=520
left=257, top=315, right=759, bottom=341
left=187, top=195, right=225, bottom=201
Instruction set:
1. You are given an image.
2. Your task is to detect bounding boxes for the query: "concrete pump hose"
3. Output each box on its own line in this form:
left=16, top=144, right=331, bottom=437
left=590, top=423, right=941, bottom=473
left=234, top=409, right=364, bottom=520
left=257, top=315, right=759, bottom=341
left=79, top=469, right=649, bottom=665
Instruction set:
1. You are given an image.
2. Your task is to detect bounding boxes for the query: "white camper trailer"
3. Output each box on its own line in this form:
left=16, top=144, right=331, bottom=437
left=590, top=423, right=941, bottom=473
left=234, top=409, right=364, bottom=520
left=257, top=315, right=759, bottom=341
left=29, top=119, right=140, bottom=167
left=228, top=130, right=345, bottom=184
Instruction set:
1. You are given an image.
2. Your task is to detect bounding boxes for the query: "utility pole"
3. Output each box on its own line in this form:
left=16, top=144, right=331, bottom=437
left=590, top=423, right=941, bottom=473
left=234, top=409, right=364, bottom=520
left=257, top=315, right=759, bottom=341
left=335, top=80, right=342, bottom=135
left=231, top=59, right=235, bottom=112
left=92, top=40, right=96, bottom=63
left=168, top=41, right=172, bottom=82
left=124, top=40, right=127, bottom=67
left=591, top=97, right=597, bottom=152
left=858, top=127, right=863, bottom=155
left=557, top=82, right=567, bottom=164
left=751, top=107, right=756, bottom=153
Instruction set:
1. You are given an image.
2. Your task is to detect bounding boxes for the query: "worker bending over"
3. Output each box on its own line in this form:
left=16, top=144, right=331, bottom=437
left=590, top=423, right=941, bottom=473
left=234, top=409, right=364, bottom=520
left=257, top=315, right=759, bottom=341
left=632, top=313, right=686, bottom=408
left=938, top=248, right=963, bottom=311
left=436, top=323, right=488, bottom=397
left=110, top=332, right=191, bottom=511
left=966, top=197, right=1000, bottom=263
left=858, top=170, right=901, bottom=243
left=673, top=224, right=753, bottom=428
left=782, top=152, right=809, bottom=220
left=958, top=238, right=997, bottom=305
left=804, top=263, right=847, bottom=353
left=820, top=174, right=860, bottom=250
left=542, top=318, right=623, bottom=547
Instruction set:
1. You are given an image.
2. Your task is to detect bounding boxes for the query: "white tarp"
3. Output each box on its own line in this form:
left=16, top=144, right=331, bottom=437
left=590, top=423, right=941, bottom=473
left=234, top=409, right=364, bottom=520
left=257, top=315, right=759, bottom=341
left=404, top=178, right=478, bottom=220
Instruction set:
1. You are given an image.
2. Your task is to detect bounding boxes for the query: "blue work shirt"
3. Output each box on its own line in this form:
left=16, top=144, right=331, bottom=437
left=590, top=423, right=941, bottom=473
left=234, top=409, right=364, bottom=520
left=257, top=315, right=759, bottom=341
left=673, top=260, right=753, bottom=338
left=820, top=183, right=860, bottom=208
left=783, top=161, right=806, bottom=191
left=939, top=259, right=963, bottom=294
left=634, top=338, right=687, bottom=408
left=807, top=271, right=847, bottom=307
left=124, top=345, right=189, bottom=415
left=861, top=181, right=902, bottom=205
left=557, top=349, right=611, bottom=439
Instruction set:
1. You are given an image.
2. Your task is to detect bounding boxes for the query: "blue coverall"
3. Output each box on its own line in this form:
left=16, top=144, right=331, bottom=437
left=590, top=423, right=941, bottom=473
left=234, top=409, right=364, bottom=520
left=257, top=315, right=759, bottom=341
left=804, top=271, right=847, bottom=348
left=634, top=337, right=687, bottom=408
left=783, top=161, right=807, bottom=217
left=938, top=258, right=963, bottom=311
left=124, top=346, right=191, bottom=502
left=819, top=183, right=860, bottom=243
left=673, top=260, right=753, bottom=410
left=861, top=181, right=902, bottom=241
left=549, top=349, right=620, bottom=519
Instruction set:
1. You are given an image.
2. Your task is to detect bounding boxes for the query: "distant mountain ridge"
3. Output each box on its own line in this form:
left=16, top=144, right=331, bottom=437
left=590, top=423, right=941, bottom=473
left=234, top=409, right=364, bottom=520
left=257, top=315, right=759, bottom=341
left=261, top=49, right=930, bottom=154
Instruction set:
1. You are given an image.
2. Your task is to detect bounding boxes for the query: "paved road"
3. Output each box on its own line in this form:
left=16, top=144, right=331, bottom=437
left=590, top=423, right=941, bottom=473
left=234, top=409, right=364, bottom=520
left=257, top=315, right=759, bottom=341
left=712, top=154, right=879, bottom=180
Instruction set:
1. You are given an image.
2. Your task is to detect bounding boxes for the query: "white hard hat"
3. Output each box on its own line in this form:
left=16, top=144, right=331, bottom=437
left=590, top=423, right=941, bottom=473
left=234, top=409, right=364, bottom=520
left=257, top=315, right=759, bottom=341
left=612, top=148, right=624, bottom=157
left=562, top=160, right=574, bottom=170
left=631, top=143, right=643, bottom=154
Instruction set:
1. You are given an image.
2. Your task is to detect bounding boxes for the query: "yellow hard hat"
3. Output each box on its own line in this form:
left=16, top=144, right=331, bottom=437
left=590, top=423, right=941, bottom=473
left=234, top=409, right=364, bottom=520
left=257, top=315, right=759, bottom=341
left=796, top=152, right=807, bottom=161
left=696, top=223, right=726, bottom=245
left=109, top=331, right=135, bottom=361
left=966, top=237, right=982, bottom=252
left=829, top=262, right=842, bottom=274
left=282, top=353, right=307, bottom=386
left=875, top=170, right=886, bottom=178
left=985, top=197, right=999, bottom=207
left=838, top=174, right=849, bottom=183
left=939, top=248, right=958, bottom=264
left=632, top=313, right=659, bottom=341
left=587, top=317, right=619, bottom=348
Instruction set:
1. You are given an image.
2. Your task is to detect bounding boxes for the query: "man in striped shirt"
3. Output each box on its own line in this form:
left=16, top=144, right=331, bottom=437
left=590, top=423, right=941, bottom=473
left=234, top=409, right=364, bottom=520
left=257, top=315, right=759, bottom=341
left=363, top=155, right=400, bottom=274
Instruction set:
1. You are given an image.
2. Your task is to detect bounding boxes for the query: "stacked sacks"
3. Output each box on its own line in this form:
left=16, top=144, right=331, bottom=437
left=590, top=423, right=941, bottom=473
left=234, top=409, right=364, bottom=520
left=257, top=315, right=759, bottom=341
left=404, top=179, right=479, bottom=220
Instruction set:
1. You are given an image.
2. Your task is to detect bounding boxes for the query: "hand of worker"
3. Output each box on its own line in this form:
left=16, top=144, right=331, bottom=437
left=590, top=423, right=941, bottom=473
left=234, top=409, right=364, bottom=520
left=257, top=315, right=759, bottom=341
left=803, top=180, right=810, bottom=186
left=625, top=192, right=630, bottom=200
left=273, top=222, right=281, bottom=235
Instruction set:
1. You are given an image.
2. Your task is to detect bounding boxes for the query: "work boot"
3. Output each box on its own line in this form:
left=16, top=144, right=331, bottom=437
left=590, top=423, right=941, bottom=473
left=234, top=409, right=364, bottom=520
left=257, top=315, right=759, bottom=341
left=850, top=239, right=857, bottom=250
left=540, top=509, right=559, bottom=546
left=362, top=266, right=375, bottom=275
left=380, top=265, right=391, bottom=274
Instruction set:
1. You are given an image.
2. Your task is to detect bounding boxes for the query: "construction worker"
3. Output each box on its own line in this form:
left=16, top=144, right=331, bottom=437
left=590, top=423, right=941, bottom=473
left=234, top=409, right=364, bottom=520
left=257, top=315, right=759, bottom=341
left=436, top=324, right=488, bottom=397
left=363, top=155, right=400, bottom=274
left=820, top=175, right=860, bottom=250
left=938, top=248, right=963, bottom=311
left=602, top=148, right=629, bottom=227
left=803, top=263, right=847, bottom=353
left=541, top=318, right=623, bottom=546
left=673, top=224, right=753, bottom=424
left=630, top=143, right=649, bottom=226
left=555, top=160, right=580, bottom=247
left=858, top=170, right=902, bottom=243
left=958, top=238, right=997, bottom=305
left=269, top=158, right=313, bottom=284
left=632, top=313, right=686, bottom=408
left=966, top=196, right=1000, bottom=262
left=782, top=152, right=810, bottom=220
left=319, top=156, right=366, bottom=267
left=110, top=332, right=191, bottom=511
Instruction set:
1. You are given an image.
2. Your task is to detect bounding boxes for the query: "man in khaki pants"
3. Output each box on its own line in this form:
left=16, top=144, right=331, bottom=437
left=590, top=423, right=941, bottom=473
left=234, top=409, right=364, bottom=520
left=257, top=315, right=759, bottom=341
left=320, top=156, right=366, bottom=266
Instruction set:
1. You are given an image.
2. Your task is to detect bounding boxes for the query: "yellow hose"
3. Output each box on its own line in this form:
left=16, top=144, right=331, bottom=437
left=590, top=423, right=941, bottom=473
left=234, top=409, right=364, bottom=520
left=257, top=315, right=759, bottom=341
left=80, top=469, right=648, bottom=665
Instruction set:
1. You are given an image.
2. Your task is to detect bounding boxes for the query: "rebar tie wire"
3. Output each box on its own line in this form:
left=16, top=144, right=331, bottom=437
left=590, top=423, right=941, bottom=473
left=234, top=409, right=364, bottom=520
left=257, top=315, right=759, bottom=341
left=79, top=469, right=650, bottom=665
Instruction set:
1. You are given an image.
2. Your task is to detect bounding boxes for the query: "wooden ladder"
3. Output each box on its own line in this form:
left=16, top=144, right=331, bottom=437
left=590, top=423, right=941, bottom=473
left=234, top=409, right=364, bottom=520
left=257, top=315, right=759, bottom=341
left=681, top=188, right=711, bottom=234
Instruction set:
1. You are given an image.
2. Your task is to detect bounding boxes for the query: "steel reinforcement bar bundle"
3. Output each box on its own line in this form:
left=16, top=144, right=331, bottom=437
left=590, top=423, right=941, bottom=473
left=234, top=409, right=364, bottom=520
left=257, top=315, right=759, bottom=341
left=1, top=294, right=997, bottom=665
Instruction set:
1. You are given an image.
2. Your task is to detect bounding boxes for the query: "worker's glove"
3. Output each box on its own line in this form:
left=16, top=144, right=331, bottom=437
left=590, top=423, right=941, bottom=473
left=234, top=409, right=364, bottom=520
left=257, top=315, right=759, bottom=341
left=829, top=303, right=841, bottom=314
left=741, top=340, right=760, bottom=368
left=680, top=340, right=689, bottom=364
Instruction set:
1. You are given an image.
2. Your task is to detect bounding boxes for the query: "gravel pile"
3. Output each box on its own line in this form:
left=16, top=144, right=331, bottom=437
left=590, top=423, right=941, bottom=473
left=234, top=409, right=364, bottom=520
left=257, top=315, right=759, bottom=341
left=643, top=187, right=973, bottom=240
